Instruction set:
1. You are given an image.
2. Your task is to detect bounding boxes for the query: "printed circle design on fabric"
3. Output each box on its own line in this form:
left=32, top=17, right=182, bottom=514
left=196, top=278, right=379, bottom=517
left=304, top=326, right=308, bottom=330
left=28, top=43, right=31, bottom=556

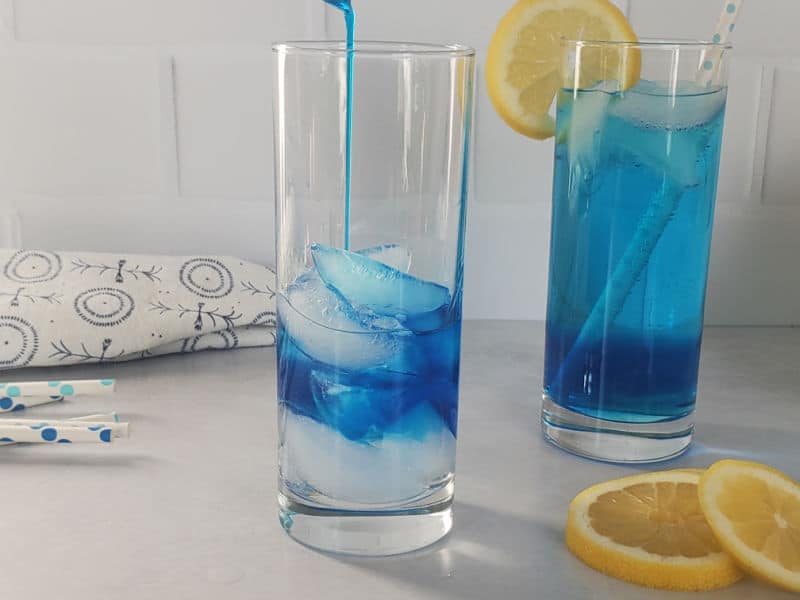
left=0, top=316, right=39, bottom=367
left=74, top=288, right=135, bottom=327
left=182, top=330, right=239, bottom=353
left=179, top=258, right=234, bottom=299
left=249, top=311, right=277, bottom=328
left=3, top=250, right=63, bottom=283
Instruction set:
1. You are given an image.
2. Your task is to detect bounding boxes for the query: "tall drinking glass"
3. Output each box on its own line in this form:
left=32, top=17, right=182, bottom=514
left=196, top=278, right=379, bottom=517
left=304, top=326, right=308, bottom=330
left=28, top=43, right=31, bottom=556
left=273, top=41, right=475, bottom=555
left=542, top=40, right=730, bottom=463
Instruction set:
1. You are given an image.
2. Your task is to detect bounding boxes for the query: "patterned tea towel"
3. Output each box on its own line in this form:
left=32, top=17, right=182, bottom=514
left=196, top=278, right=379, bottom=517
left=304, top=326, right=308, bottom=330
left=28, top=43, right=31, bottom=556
left=0, top=249, right=276, bottom=370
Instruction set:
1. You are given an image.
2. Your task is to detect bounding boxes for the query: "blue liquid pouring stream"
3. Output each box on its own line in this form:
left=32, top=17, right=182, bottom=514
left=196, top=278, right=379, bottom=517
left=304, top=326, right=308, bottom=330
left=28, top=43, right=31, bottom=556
left=323, top=0, right=354, bottom=250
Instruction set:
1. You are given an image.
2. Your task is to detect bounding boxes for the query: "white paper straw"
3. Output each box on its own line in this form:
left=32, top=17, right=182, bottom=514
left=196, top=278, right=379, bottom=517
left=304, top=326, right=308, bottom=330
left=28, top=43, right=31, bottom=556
left=0, top=418, right=127, bottom=436
left=0, top=378, right=116, bottom=398
left=0, top=413, right=120, bottom=447
left=0, top=417, right=127, bottom=445
left=0, top=394, right=64, bottom=413
left=696, top=0, right=743, bottom=86
left=0, top=424, right=118, bottom=444
left=74, top=413, right=120, bottom=423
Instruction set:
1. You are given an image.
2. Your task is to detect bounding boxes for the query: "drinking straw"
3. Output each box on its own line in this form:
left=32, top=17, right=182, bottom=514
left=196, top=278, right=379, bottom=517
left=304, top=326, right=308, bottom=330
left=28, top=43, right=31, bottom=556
left=75, top=413, right=120, bottom=423
left=554, top=1, right=742, bottom=386
left=0, top=379, right=116, bottom=398
left=0, top=395, right=64, bottom=413
left=0, top=413, right=120, bottom=447
left=0, top=417, right=127, bottom=438
left=0, top=419, right=127, bottom=444
left=0, top=424, right=119, bottom=444
left=697, top=1, right=742, bottom=87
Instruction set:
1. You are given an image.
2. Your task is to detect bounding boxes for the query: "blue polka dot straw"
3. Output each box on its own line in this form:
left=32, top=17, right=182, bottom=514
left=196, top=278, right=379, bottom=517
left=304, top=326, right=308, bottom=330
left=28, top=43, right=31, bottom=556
left=0, top=413, right=120, bottom=447
left=0, top=395, right=64, bottom=413
left=0, top=418, right=128, bottom=444
left=697, top=0, right=743, bottom=87
left=0, top=379, right=115, bottom=402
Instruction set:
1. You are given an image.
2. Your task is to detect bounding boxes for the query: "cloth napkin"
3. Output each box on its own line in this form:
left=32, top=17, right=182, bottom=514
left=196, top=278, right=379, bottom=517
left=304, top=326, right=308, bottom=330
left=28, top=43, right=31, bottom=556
left=0, top=249, right=276, bottom=369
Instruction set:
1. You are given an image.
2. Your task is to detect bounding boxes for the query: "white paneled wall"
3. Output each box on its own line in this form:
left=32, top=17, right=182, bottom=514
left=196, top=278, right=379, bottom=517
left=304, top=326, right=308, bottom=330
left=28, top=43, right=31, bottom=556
left=0, top=52, right=160, bottom=196
left=0, top=0, right=798, bottom=324
left=174, top=52, right=273, bottom=199
left=0, top=1, right=317, bottom=263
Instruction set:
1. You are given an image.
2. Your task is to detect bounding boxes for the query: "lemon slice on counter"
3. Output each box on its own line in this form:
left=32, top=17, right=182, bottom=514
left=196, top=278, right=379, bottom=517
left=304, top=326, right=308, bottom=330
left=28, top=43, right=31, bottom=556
left=699, top=460, right=800, bottom=593
left=566, top=470, right=743, bottom=591
left=485, top=0, right=640, bottom=139
left=673, top=467, right=707, bottom=475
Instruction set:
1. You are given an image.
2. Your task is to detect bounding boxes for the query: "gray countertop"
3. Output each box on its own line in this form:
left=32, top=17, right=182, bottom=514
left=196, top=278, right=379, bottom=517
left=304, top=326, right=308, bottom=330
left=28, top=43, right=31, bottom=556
left=2, top=321, right=799, bottom=600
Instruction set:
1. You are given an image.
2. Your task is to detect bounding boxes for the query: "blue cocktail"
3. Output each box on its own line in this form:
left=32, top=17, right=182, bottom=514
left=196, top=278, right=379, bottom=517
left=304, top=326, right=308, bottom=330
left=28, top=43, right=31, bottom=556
left=542, top=40, right=730, bottom=462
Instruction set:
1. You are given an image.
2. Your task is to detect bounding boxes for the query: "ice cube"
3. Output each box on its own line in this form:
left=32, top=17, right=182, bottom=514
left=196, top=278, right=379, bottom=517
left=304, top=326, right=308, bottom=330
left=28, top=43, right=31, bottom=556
left=310, top=370, right=423, bottom=443
left=356, top=243, right=412, bottom=272
left=611, top=80, right=727, bottom=130
left=608, top=82, right=727, bottom=187
left=559, top=87, right=613, bottom=177
left=277, top=276, right=404, bottom=370
left=312, top=243, right=450, bottom=317
left=281, top=402, right=455, bottom=504
left=561, top=81, right=726, bottom=189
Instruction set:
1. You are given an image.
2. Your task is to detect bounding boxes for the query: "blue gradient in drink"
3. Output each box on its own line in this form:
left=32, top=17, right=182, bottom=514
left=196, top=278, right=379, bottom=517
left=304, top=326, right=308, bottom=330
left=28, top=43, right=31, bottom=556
left=544, top=81, right=727, bottom=423
left=278, top=244, right=460, bottom=505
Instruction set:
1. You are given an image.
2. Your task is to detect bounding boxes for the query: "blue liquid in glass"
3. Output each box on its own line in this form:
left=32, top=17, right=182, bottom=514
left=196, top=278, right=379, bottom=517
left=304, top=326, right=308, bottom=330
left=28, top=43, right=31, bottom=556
left=544, top=81, right=727, bottom=423
left=278, top=244, right=460, bottom=505
left=324, top=0, right=355, bottom=249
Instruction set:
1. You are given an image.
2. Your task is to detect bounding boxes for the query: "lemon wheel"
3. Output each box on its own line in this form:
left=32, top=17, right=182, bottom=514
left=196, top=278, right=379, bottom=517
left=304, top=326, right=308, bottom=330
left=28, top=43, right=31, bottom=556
left=699, top=460, right=800, bottom=593
left=485, top=0, right=639, bottom=139
left=566, top=470, right=743, bottom=591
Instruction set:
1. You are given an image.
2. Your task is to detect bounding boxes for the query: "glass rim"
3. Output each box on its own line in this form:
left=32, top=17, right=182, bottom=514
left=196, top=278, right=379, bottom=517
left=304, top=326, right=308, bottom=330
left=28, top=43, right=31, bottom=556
left=272, top=40, right=476, bottom=57
left=563, top=37, right=733, bottom=50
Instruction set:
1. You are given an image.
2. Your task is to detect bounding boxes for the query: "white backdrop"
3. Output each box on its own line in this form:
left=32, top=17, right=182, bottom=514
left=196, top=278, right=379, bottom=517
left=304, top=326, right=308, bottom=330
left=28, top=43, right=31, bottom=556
left=0, top=0, right=797, bottom=324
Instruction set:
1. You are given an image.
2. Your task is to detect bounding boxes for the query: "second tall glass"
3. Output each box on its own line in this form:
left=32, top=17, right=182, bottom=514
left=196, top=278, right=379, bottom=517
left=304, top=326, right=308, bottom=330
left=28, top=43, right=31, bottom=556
left=542, top=40, right=730, bottom=463
left=273, top=42, right=475, bottom=555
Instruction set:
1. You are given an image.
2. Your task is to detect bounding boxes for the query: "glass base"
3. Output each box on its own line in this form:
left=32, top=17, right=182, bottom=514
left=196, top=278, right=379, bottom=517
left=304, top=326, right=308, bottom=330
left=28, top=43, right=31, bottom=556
left=278, top=486, right=453, bottom=556
left=541, top=394, right=694, bottom=463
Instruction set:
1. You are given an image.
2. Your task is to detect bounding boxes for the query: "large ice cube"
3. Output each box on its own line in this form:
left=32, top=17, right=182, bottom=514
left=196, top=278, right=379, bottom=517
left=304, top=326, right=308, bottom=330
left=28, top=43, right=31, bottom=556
left=312, top=243, right=450, bottom=317
left=281, top=402, right=455, bottom=505
left=610, top=80, right=727, bottom=130
left=608, top=81, right=727, bottom=187
left=356, top=243, right=412, bottom=272
left=558, top=85, right=613, bottom=160
left=277, top=275, right=404, bottom=370
left=562, top=81, right=726, bottom=189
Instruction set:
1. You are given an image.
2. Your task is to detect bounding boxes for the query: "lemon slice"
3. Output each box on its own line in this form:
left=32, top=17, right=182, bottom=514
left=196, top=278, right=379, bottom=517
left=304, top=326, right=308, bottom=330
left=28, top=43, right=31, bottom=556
left=486, top=0, right=640, bottom=139
left=699, top=460, right=800, bottom=593
left=673, top=467, right=707, bottom=475
left=566, top=470, right=743, bottom=591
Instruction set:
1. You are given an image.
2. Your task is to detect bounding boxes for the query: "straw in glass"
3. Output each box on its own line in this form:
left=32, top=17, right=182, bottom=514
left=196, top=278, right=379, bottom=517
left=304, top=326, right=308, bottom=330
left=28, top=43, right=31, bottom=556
left=697, top=1, right=743, bottom=87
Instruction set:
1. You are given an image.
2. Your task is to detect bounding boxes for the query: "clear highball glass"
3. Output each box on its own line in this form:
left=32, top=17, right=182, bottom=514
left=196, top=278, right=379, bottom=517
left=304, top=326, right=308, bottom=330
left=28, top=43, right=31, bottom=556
left=273, top=41, right=475, bottom=555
